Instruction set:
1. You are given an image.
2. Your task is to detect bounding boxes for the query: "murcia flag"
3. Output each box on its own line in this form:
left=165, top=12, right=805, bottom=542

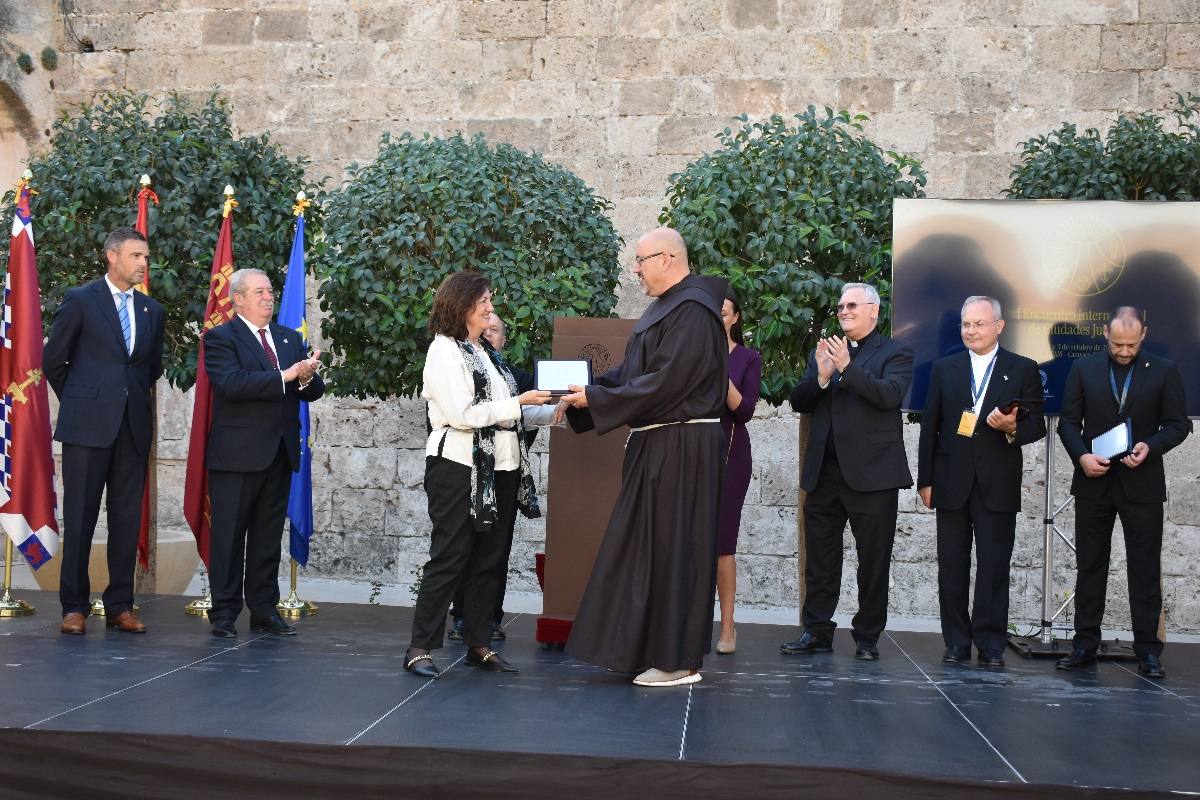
left=0, top=175, right=60, bottom=569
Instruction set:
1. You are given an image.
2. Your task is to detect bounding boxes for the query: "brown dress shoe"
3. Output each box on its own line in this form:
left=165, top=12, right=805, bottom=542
left=60, top=612, right=87, bottom=635
left=106, top=610, right=147, bottom=633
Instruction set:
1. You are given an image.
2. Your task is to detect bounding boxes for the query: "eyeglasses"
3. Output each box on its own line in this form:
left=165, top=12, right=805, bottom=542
left=960, top=321, right=999, bottom=331
left=634, top=251, right=673, bottom=266
left=836, top=301, right=876, bottom=313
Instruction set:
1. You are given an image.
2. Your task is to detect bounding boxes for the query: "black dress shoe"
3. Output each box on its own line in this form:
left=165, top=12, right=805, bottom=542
left=404, top=652, right=441, bottom=679
left=465, top=649, right=519, bottom=673
left=977, top=650, right=1005, bottom=667
left=211, top=619, right=238, bottom=639
left=780, top=632, right=833, bottom=655
left=942, top=645, right=971, bottom=664
left=491, top=622, right=506, bottom=641
left=1055, top=648, right=1097, bottom=670
left=250, top=614, right=297, bottom=635
left=1137, top=653, right=1165, bottom=679
left=854, top=642, right=880, bottom=661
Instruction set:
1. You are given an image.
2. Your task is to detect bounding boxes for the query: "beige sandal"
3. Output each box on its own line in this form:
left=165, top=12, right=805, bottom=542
left=716, top=628, right=736, bottom=654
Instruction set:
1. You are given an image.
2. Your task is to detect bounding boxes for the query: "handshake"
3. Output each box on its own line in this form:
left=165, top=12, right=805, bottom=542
left=283, top=349, right=323, bottom=384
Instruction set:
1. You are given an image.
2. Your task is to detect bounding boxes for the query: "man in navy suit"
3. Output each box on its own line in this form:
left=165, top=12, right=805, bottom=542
left=202, top=268, right=324, bottom=638
left=1056, top=307, right=1190, bottom=678
left=45, top=227, right=165, bottom=635
left=781, top=283, right=913, bottom=661
left=917, top=296, right=1046, bottom=668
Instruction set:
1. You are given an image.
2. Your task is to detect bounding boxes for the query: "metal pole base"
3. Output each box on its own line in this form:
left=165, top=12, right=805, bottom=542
left=90, top=598, right=141, bottom=617
left=277, top=591, right=318, bottom=619
left=1009, top=634, right=1139, bottom=661
left=0, top=589, right=35, bottom=617
left=184, top=594, right=213, bottom=617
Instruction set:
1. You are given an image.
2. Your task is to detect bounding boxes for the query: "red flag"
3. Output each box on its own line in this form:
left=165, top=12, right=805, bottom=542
left=0, top=175, right=60, bottom=568
left=134, top=178, right=159, bottom=569
left=183, top=189, right=237, bottom=566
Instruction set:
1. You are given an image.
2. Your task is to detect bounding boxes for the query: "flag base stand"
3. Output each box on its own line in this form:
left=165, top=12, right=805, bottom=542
left=0, top=588, right=34, bottom=618
left=277, top=560, right=317, bottom=619
left=89, top=598, right=140, bottom=617
left=0, top=539, right=35, bottom=617
left=185, top=593, right=212, bottom=617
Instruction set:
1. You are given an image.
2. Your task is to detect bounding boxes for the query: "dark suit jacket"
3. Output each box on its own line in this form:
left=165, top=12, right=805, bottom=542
left=1058, top=350, right=1191, bottom=503
left=790, top=329, right=913, bottom=493
left=203, top=318, right=325, bottom=473
left=44, top=278, right=165, bottom=454
left=917, top=347, right=1046, bottom=512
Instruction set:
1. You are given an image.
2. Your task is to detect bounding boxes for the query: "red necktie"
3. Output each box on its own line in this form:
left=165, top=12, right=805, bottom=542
left=258, top=328, right=279, bottom=369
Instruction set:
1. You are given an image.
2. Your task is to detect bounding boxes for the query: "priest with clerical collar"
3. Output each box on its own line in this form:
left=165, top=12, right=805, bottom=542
left=781, top=282, right=913, bottom=662
left=917, top=296, right=1046, bottom=668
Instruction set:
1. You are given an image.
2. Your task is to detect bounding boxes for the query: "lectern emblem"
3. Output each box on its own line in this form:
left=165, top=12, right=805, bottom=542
left=578, top=343, right=612, bottom=375
left=1042, top=215, right=1125, bottom=297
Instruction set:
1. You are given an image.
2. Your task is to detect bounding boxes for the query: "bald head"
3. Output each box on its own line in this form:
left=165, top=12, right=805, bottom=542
left=1104, top=306, right=1146, bottom=366
left=633, top=226, right=690, bottom=297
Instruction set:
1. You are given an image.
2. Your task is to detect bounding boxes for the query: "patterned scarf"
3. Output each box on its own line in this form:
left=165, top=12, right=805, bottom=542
left=456, top=338, right=541, bottom=531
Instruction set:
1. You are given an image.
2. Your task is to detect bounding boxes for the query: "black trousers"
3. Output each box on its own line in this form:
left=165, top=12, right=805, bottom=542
left=206, top=441, right=291, bottom=623
left=936, top=489, right=1016, bottom=654
left=1073, top=480, right=1164, bottom=658
left=410, top=457, right=517, bottom=651
left=802, top=459, right=898, bottom=644
left=449, top=513, right=515, bottom=626
left=59, top=415, right=147, bottom=616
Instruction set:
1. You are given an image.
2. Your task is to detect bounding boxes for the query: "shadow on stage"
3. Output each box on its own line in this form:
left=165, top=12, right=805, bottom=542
left=0, top=591, right=1195, bottom=799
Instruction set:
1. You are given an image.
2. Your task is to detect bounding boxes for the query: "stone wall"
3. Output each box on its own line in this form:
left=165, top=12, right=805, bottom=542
left=4, top=0, right=1200, bottom=632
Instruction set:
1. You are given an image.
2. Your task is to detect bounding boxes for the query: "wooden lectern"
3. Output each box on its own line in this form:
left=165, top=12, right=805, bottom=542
left=536, top=316, right=636, bottom=647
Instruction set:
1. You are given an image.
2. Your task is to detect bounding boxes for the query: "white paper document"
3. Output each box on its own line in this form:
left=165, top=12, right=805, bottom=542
left=1090, top=420, right=1132, bottom=460
left=535, top=359, right=591, bottom=394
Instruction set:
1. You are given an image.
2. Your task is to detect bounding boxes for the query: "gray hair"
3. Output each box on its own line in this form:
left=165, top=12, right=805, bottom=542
left=229, top=268, right=269, bottom=297
left=961, top=295, right=1002, bottom=321
left=840, top=282, right=881, bottom=305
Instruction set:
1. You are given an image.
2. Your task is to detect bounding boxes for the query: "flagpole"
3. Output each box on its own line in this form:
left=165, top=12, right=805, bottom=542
left=184, top=183, right=237, bottom=618
left=276, top=189, right=317, bottom=621
left=0, top=538, right=35, bottom=617
left=277, top=558, right=318, bottom=619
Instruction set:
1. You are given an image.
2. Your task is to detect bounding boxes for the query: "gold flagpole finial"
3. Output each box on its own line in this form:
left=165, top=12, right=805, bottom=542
left=16, top=168, right=37, bottom=197
left=221, top=184, right=238, bottom=218
left=22, top=169, right=32, bottom=180
left=292, top=189, right=311, bottom=217
left=140, top=174, right=152, bottom=187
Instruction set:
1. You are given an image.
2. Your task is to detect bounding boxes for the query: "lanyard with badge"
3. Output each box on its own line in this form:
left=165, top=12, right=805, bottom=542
left=958, top=355, right=997, bottom=436
left=1109, top=365, right=1133, bottom=415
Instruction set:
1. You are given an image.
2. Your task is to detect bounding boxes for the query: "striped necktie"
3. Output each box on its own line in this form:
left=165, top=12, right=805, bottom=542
left=116, top=291, right=132, bottom=354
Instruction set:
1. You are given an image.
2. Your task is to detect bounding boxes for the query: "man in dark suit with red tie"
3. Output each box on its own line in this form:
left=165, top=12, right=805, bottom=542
left=917, top=296, right=1046, bottom=668
left=1055, top=307, right=1190, bottom=678
left=780, top=282, right=913, bottom=661
left=45, top=227, right=165, bottom=635
left=202, top=268, right=324, bottom=638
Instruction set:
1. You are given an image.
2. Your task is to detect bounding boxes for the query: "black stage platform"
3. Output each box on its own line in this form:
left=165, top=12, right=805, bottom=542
left=0, top=590, right=1196, bottom=798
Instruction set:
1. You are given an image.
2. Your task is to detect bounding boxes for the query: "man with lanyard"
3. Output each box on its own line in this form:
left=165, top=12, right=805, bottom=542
left=1056, top=307, right=1190, bottom=678
left=917, top=296, right=1045, bottom=667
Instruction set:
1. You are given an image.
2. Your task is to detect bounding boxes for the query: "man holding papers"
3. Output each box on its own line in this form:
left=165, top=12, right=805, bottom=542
left=917, top=296, right=1046, bottom=668
left=1057, top=307, right=1191, bottom=678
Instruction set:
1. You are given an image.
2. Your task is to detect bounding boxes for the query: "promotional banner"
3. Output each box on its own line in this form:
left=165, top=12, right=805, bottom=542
left=892, top=199, right=1200, bottom=416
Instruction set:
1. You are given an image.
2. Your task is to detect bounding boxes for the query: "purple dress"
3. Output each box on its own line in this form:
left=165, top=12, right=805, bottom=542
left=718, top=344, right=762, bottom=555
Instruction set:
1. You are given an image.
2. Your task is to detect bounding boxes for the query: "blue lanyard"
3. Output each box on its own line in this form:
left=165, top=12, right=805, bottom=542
left=1109, top=365, right=1133, bottom=414
left=971, top=355, right=998, bottom=405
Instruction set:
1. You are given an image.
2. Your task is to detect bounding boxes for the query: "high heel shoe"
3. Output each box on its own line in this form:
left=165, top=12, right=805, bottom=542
left=716, top=628, right=736, bottom=654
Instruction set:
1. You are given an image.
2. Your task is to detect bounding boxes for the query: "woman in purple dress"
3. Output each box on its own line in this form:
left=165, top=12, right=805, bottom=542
left=717, top=289, right=761, bottom=654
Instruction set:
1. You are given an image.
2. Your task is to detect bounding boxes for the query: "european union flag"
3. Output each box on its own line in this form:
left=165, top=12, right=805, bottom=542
left=277, top=210, right=313, bottom=566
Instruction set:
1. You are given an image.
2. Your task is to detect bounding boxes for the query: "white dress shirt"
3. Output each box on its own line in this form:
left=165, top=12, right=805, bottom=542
left=968, top=344, right=999, bottom=417
left=104, top=275, right=136, bottom=353
left=422, top=335, right=557, bottom=470
left=237, top=314, right=286, bottom=393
